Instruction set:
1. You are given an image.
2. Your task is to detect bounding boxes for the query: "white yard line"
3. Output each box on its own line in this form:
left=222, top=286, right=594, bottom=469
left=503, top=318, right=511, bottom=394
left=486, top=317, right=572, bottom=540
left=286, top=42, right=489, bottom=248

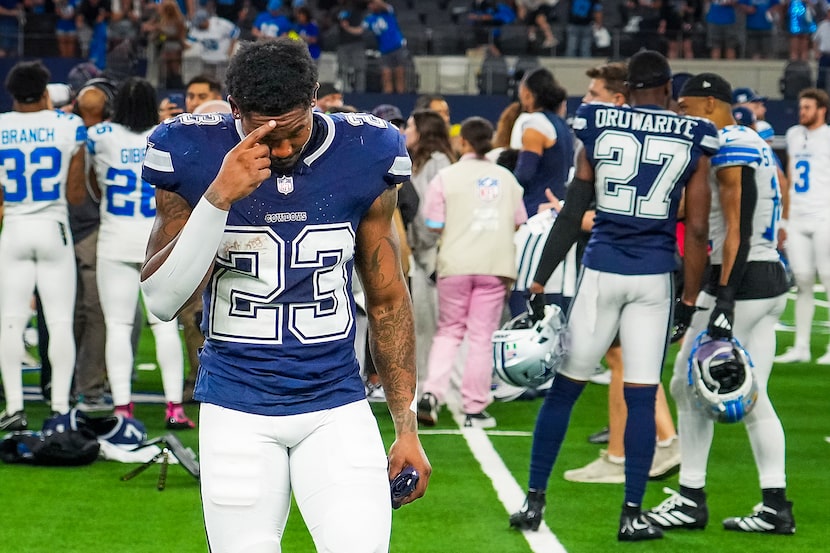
left=419, top=429, right=533, bottom=437
left=444, top=389, right=567, bottom=553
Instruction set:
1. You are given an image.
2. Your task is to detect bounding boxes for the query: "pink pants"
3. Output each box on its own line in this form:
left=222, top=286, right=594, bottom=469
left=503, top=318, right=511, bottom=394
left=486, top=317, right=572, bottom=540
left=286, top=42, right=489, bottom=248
left=422, top=274, right=507, bottom=414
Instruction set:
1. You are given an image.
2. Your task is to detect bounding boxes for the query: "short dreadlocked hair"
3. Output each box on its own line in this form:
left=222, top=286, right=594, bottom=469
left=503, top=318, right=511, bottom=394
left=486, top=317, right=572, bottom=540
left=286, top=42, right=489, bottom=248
left=226, top=38, right=318, bottom=117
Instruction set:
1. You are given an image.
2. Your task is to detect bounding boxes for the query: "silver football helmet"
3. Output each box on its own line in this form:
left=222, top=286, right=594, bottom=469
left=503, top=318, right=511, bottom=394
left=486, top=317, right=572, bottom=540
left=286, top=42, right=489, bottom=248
left=492, top=304, right=568, bottom=388
left=687, top=332, right=757, bottom=423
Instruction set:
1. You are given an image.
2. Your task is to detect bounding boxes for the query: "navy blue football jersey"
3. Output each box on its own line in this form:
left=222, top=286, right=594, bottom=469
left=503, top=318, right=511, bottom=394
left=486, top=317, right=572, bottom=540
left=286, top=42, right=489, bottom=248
left=572, top=103, right=720, bottom=275
left=142, top=111, right=411, bottom=416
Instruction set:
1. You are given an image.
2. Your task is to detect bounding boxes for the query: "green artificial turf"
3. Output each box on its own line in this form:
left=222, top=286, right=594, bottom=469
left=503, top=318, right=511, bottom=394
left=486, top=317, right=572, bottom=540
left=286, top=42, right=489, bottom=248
left=2, top=295, right=828, bottom=552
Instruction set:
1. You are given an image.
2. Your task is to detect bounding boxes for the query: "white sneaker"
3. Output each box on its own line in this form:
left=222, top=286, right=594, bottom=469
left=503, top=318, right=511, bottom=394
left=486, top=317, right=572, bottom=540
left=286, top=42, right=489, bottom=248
left=463, top=410, right=496, bottom=429
left=563, top=449, right=625, bottom=483
left=365, top=382, right=386, bottom=403
left=649, top=437, right=680, bottom=479
left=817, top=351, right=830, bottom=365
left=774, top=346, right=810, bottom=364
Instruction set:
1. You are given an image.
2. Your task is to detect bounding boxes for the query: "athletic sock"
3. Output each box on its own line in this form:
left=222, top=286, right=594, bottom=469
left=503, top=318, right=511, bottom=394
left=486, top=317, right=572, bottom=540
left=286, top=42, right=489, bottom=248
left=528, top=377, right=585, bottom=490
left=679, top=485, right=706, bottom=504
left=762, top=488, right=788, bottom=510
left=623, top=386, right=657, bottom=506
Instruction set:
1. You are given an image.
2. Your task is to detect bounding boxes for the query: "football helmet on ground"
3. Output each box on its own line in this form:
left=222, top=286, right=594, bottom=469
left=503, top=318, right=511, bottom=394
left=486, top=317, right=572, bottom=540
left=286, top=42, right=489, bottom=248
left=687, top=332, right=757, bottom=423
left=492, top=304, right=568, bottom=388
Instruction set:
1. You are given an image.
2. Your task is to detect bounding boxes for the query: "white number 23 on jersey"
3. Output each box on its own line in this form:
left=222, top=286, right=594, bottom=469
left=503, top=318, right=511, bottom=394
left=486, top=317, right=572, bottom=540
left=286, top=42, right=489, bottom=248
left=209, top=224, right=355, bottom=345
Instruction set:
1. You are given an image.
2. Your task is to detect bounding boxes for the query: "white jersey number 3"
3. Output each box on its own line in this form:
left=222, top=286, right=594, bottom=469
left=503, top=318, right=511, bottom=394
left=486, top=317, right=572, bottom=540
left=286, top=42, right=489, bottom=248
left=593, top=131, right=692, bottom=220
left=209, top=224, right=355, bottom=345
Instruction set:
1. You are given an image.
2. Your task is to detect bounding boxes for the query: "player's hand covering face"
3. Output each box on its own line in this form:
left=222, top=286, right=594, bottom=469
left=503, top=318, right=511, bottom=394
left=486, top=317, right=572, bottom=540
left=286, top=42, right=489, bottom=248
left=242, top=106, right=314, bottom=175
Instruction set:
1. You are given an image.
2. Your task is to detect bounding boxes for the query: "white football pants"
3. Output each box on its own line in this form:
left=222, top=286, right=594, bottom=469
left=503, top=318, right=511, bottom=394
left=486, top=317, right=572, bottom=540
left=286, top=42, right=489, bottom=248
left=199, top=400, right=391, bottom=553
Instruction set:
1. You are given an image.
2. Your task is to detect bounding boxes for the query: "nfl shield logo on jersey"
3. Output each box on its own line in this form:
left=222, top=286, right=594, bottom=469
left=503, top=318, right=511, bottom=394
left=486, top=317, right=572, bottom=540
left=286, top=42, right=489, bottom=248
left=477, top=177, right=500, bottom=201
left=276, top=175, right=294, bottom=195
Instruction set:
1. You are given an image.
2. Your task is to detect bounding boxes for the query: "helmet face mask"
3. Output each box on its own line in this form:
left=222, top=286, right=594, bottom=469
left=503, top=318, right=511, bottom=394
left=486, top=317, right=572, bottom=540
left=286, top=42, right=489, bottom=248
left=688, top=332, right=757, bottom=423
left=492, top=304, right=569, bottom=388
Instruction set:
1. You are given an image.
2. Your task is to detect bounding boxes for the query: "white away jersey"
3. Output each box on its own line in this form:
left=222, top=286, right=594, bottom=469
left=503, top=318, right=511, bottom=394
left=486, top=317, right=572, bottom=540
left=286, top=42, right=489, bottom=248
left=785, top=123, right=830, bottom=219
left=188, top=16, right=240, bottom=64
left=709, top=124, right=782, bottom=264
left=87, top=122, right=156, bottom=263
left=0, top=109, right=86, bottom=221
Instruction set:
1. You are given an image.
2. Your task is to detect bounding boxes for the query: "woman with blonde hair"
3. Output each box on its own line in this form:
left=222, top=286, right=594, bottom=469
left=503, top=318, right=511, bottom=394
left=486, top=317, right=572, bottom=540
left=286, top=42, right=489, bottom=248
left=146, top=0, right=187, bottom=88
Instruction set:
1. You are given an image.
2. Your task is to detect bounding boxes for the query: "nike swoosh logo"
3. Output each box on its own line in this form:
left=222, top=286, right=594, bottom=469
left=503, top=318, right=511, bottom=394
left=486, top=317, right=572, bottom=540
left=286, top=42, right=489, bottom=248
left=724, top=137, right=739, bottom=143
left=631, top=518, right=650, bottom=530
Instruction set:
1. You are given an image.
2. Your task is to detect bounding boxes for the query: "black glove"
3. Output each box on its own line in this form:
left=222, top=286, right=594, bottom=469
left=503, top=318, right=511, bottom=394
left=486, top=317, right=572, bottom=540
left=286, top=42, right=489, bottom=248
left=707, top=296, right=735, bottom=340
left=670, top=299, right=699, bottom=343
left=526, top=292, right=546, bottom=323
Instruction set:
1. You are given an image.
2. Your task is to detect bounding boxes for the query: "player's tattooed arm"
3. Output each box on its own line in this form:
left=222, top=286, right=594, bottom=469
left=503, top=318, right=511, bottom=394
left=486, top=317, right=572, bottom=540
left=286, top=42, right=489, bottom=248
left=356, top=187, right=431, bottom=503
left=142, top=188, right=193, bottom=279
left=356, top=188, right=416, bottom=430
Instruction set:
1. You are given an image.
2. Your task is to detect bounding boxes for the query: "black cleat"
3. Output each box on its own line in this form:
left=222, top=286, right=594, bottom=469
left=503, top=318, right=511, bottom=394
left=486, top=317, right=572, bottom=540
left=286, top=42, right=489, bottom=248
left=509, top=490, right=546, bottom=531
left=723, top=501, right=796, bottom=534
left=417, top=392, right=439, bottom=426
left=646, top=487, right=708, bottom=530
left=619, top=509, right=664, bottom=541
left=0, top=410, right=27, bottom=431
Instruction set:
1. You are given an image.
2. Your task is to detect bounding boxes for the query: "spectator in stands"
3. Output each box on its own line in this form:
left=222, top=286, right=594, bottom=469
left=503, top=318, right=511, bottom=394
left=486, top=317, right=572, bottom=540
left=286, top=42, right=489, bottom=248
left=565, top=0, right=602, bottom=57
left=739, top=0, right=781, bottom=59
left=188, top=8, right=240, bottom=83
left=252, top=0, right=292, bottom=40
left=337, top=0, right=368, bottom=92
left=295, top=5, right=321, bottom=61
left=215, top=0, right=244, bottom=24
left=787, top=0, right=816, bottom=61
left=816, top=13, right=830, bottom=91
left=659, top=0, right=686, bottom=59
left=76, top=0, right=111, bottom=68
left=0, top=0, right=22, bottom=57
left=145, top=0, right=187, bottom=88
left=364, top=0, right=409, bottom=93
left=516, top=0, right=559, bottom=49
left=467, top=0, right=517, bottom=55
left=626, top=0, right=663, bottom=52
left=705, top=0, right=740, bottom=59
left=56, top=0, right=79, bottom=57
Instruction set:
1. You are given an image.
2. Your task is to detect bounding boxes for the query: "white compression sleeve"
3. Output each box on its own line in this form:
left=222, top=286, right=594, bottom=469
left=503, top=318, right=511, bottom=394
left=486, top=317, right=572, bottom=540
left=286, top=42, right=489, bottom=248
left=140, top=196, right=229, bottom=321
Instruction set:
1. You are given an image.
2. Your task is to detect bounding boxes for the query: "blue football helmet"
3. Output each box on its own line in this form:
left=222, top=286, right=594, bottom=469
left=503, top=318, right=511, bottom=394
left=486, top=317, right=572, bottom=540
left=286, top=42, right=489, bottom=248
left=492, top=304, right=568, bottom=388
left=688, top=332, right=757, bottom=423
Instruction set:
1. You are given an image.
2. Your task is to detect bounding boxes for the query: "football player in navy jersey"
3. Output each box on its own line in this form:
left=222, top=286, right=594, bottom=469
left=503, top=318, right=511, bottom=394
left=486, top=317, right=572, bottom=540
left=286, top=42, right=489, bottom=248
left=508, top=50, right=719, bottom=541
left=646, top=73, right=795, bottom=535
left=139, top=38, right=430, bottom=552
